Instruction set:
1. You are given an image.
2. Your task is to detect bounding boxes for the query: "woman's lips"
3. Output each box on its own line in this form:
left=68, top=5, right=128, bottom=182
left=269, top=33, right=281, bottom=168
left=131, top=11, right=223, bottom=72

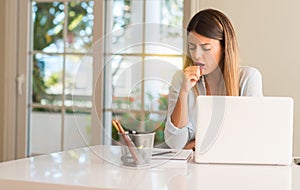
left=194, top=62, right=205, bottom=67
left=194, top=62, right=205, bottom=75
left=194, top=62, right=205, bottom=68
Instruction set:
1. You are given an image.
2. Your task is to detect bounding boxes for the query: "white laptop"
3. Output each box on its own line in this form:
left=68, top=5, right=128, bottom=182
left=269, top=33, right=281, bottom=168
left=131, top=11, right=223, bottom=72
left=194, top=96, right=294, bottom=165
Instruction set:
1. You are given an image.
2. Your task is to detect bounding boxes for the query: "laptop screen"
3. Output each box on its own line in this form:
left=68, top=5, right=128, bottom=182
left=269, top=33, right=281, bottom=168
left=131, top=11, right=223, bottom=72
left=194, top=96, right=293, bottom=165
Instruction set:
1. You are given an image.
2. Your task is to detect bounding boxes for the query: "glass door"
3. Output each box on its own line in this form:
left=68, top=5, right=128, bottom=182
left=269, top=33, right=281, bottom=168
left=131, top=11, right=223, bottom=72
left=21, top=0, right=184, bottom=157
left=28, top=0, right=95, bottom=155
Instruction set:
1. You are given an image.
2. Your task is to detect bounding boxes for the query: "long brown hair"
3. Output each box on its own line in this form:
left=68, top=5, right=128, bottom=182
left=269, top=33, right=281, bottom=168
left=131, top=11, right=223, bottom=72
left=183, top=9, right=239, bottom=96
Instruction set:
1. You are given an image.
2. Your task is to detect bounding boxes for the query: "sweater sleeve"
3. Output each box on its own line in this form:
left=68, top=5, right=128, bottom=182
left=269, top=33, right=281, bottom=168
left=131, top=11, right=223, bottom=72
left=164, top=71, right=191, bottom=149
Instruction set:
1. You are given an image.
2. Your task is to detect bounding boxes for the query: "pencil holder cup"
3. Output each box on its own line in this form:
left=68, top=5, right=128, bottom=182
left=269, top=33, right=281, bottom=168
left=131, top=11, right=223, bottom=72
left=118, top=132, right=155, bottom=167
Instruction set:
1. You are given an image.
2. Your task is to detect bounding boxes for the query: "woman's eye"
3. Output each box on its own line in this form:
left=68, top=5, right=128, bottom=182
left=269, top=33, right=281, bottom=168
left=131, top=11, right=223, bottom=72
left=201, top=44, right=212, bottom=51
left=188, top=44, right=196, bottom=51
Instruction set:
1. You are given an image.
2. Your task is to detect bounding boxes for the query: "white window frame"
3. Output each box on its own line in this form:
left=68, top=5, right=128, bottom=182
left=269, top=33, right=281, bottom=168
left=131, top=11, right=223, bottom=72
left=2, top=0, right=18, bottom=161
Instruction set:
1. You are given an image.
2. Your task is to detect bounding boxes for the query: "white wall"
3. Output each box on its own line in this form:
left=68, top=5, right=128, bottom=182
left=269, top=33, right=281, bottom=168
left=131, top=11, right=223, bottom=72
left=0, top=0, right=18, bottom=162
left=197, top=0, right=300, bottom=156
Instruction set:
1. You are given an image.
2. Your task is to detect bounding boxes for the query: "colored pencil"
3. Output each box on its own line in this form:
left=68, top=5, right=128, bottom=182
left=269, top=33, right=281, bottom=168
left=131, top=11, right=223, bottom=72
left=112, top=119, right=141, bottom=165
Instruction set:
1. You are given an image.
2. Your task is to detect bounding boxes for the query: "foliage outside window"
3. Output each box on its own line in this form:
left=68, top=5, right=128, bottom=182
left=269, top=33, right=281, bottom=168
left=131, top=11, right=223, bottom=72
left=32, top=2, right=93, bottom=110
left=29, top=1, right=94, bottom=155
left=106, top=0, right=183, bottom=146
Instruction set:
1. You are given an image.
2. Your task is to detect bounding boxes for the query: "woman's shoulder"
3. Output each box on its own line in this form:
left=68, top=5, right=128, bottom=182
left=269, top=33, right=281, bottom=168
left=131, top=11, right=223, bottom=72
left=239, top=65, right=261, bottom=75
left=239, top=66, right=263, bottom=96
left=172, top=70, right=184, bottom=82
left=239, top=66, right=262, bottom=80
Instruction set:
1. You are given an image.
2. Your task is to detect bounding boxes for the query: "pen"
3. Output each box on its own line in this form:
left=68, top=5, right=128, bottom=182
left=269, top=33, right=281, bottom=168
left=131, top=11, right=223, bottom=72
left=152, top=150, right=173, bottom=156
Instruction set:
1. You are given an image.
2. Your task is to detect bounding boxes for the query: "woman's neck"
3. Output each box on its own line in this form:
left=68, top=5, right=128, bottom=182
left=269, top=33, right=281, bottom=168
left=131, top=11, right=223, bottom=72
left=204, top=68, right=224, bottom=95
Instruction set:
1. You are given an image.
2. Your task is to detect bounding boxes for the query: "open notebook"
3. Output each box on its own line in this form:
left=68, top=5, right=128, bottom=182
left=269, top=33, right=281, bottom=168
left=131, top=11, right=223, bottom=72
left=152, top=148, right=193, bottom=162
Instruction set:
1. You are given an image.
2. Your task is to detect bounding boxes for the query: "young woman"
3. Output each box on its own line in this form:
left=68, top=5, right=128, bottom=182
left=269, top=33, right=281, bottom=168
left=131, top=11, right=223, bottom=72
left=164, top=9, right=263, bottom=149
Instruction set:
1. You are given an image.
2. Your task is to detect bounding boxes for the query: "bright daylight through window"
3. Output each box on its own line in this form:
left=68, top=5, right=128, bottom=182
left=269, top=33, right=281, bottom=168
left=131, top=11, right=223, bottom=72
left=28, top=0, right=183, bottom=156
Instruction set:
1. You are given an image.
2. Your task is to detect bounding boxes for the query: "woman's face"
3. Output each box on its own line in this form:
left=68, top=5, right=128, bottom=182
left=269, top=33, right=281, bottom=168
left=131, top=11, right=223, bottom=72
left=188, top=31, right=223, bottom=75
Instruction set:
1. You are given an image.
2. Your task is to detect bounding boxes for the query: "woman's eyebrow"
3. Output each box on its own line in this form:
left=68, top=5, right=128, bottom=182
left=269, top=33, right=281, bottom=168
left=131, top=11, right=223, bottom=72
left=200, top=42, right=211, bottom=46
left=188, top=42, right=211, bottom=46
left=188, top=42, right=196, bottom=46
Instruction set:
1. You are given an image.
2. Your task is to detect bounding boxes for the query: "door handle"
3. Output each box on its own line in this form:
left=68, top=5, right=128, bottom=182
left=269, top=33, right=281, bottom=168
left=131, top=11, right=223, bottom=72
left=17, top=74, right=25, bottom=95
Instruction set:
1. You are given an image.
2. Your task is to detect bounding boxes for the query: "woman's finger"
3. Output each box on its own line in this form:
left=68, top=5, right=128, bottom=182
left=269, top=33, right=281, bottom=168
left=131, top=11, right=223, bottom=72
left=184, top=66, right=201, bottom=78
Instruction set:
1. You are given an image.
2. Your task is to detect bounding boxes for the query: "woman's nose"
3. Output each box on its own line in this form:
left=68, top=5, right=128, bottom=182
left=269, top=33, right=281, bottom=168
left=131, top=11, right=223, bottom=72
left=194, top=47, right=203, bottom=60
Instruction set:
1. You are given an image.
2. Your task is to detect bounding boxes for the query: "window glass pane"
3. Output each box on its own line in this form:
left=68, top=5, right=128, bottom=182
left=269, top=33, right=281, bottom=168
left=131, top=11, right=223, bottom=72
left=29, top=0, right=95, bottom=156
left=146, top=113, right=166, bottom=145
left=66, top=1, right=94, bottom=53
left=144, top=56, right=182, bottom=82
left=144, top=56, right=182, bottom=145
left=32, top=2, right=65, bottom=53
left=104, top=56, right=142, bottom=110
left=104, top=0, right=184, bottom=146
left=64, top=112, right=91, bottom=150
left=65, top=55, right=93, bottom=107
left=32, top=54, right=63, bottom=106
left=144, top=56, right=182, bottom=108
left=30, top=110, right=91, bottom=154
left=113, top=111, right=145, bottom=131
left=30, top=110, right=62, bottom=155
left=105, top=0, right=143, bottom=54
left=145, top=0, right=184, bottom=54
left=111, top=111, right=165, bottom=146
